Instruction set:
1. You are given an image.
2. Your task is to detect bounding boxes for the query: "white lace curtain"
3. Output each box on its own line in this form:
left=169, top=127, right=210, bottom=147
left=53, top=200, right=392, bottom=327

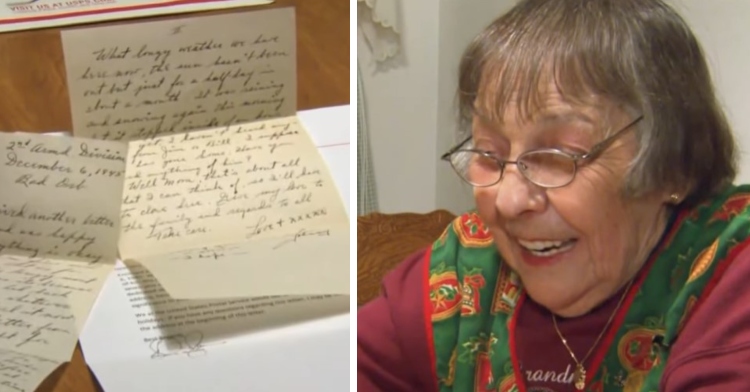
left=357, top=0, right=401, bottom=64
left=357, top=65, right=378, bottom=215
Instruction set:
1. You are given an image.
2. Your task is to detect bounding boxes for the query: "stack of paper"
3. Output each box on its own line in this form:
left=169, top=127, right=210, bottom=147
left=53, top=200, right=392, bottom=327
left=81, top=105, right=350, bottom=392
left=0, top=7, right=350, bottom=391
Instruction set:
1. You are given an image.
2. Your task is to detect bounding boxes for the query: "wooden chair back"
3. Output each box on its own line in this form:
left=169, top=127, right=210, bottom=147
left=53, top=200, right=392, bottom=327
left=357, top=210, right=456, bottom=306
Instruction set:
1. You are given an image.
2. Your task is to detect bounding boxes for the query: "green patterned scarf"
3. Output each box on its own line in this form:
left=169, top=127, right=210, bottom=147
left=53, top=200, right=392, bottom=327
left=428, top=185, right=750, bottom=392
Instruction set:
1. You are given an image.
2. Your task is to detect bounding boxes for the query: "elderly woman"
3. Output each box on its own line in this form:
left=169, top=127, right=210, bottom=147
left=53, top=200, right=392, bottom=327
left=358, top=0, right=750, bottom=391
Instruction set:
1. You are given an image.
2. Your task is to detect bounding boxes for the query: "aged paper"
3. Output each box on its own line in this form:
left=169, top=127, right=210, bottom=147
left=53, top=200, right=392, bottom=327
left=0, top=132, right=128, bottom=390
left=55, top=6, right=347, bottom=297
left=0, top=255, right=106, bottom=391
left=0, top=132, right=126, bottom=264
left=0, top=349, right=59, bottom=392
left=0, top=120, right=347, bottom=389
left=118, top=116, right=348, bottom=257
left=62, top=7, right=295, bottom=142
left=77, top=106, right=350, bottom=392
left=119, top=115, right=350, bottom=298
left=0, top=256, right=77, bottom=363
left=137, top=230, right=349, bottom=299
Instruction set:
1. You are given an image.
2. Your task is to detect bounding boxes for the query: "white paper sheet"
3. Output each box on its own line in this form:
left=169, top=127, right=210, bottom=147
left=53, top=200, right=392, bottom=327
left=79, top=105, right=350, bottom=392
left=0, top=0, right=272, bottom=33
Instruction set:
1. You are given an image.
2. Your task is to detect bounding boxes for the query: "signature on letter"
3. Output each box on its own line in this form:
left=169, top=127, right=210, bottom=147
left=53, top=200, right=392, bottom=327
left=148, top=331, right=209, bottom=359
left=273, top=228, right=331, bottom=250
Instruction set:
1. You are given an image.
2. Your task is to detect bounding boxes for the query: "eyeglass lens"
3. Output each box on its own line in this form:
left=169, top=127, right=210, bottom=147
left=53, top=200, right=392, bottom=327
left=452, top=150, right=577, bottom=188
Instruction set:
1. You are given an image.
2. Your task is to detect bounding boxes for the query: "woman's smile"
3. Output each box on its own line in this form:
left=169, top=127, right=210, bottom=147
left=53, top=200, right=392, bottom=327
left=517, top=238, right=577, bottom=259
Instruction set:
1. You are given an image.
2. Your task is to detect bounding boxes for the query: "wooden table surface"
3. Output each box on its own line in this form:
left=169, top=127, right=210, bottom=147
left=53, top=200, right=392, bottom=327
left=0, top=0, right=349, bottom=390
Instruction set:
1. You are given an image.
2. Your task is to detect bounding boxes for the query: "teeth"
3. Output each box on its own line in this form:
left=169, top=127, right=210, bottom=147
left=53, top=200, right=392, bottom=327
left=518, top=239, right=567, bottom=250
left=518, top=239, right=575, bottom=257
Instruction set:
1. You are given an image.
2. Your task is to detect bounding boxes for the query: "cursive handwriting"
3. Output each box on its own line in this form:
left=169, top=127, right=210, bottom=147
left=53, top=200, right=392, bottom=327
left=0, top=255, right=91, bottom=366
left=0, top=350, right=60, bottom=392
left=118, top=116, right=348, bottom=259
left=62, top=8, right=296, bottom=141
left=272, top=228, right=331, bottom=249
left=0, top=133, right=126, bottom=264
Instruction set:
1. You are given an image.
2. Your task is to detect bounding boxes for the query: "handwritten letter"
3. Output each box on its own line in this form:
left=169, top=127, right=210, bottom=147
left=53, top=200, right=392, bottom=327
left=118, top=115, right=348, bottom=259
left=62, top=8, right=296, bottom=141
left=0, top=254, right=96, bottom=392
left=0, top=349, right=59, bottom=392
left=0, top=256, right=80, bottom=361
left=0, top=254, right=114, bottom=391
left=0, top=133, right=126, bottom=264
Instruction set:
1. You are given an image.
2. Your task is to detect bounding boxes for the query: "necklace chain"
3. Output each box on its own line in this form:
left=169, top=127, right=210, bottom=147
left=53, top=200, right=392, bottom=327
left=551, top=279, right=635, bottom=391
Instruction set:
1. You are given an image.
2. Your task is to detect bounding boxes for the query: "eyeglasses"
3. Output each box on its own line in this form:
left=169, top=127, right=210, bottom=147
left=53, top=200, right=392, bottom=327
left=441, top=115, right=644, bottom=188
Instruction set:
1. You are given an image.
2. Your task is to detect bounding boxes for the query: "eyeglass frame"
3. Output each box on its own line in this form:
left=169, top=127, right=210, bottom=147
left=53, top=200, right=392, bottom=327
left=440, top=114, right=645, bottom=189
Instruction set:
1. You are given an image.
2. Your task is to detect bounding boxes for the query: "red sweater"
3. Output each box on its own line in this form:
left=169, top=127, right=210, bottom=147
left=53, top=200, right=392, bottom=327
left=358, top=246, right=750, bottom=391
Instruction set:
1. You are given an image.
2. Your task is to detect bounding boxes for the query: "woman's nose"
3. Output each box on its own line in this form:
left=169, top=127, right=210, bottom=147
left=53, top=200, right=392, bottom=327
left=493, top=167, right=546, bottom=219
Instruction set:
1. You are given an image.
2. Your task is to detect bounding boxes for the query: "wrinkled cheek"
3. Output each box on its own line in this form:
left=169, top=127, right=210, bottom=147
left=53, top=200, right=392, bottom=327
left=587, top=232, right=619, bottom=280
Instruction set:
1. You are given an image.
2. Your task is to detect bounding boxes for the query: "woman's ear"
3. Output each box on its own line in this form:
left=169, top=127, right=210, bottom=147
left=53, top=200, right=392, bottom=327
left=663, top=182, right=693, bottom=206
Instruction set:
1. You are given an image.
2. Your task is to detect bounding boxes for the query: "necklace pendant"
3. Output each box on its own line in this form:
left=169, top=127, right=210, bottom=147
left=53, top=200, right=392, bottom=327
left=573, top=364, right=586, bottom=391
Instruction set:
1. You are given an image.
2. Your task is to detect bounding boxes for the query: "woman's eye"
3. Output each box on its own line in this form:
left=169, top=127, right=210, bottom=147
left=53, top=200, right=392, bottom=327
left=475, top=153, right=493, bottom=162
left=481, top=149, right=508, bottom=161
left=554, top=145, right=587, bottom=155
left=474, top=142, right=508, bottom=157
left=541, top=127, right=594, bottom=152
left=541, top=137, right=590, bottom=154
left=473, top=152, right=500, bottom=168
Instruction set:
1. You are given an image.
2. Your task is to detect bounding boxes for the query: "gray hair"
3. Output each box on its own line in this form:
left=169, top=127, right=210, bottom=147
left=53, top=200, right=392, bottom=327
left=457, top=0, right=737, bottom=207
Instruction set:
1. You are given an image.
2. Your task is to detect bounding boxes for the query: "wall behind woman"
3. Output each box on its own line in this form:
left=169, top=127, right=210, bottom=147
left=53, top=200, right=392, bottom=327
left=668, top=0, right=750, bottom=185
left=358, top=0, right=750, bottom=215
left=357, top=0, right=516, bottom=214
